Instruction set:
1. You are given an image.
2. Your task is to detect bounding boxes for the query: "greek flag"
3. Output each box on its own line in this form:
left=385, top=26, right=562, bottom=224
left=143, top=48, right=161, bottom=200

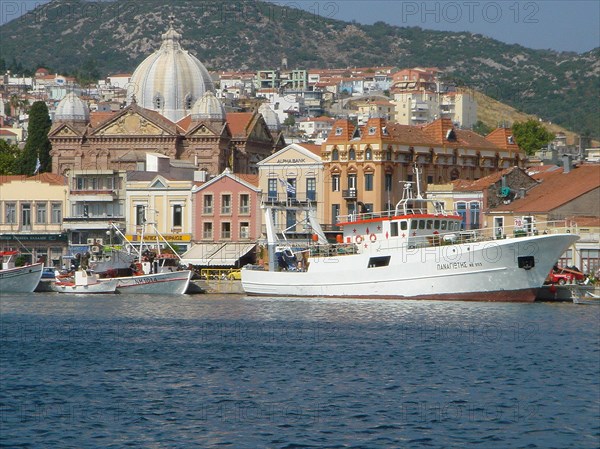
left=279, top=178, right=296, bottom=195
left=33, top=157, right=41, bottom=175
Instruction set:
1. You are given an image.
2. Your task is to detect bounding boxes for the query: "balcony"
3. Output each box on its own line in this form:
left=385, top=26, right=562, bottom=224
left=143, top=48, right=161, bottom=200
left=63, top=215, right=125, bottom=230
left=70, top=190, right=117, bottom=202
left=261, top=193, right=318, bottom=206
left=342, top=188, right=357, bottom=200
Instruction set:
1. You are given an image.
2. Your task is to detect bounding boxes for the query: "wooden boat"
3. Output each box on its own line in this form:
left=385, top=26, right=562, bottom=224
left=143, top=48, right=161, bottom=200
left=51, top=269, right=117, bottom=294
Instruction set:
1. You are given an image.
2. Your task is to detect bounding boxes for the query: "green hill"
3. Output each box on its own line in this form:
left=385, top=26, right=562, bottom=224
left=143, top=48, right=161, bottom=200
left=1, top=0, right=598, bottom=138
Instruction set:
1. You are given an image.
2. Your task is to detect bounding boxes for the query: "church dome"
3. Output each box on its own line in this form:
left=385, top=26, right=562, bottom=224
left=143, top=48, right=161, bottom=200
left=127, top=19, right=214, bottom=123
left=54, top=92, right=89, bottom=122
left=258, top=103, right=281, bottom=132
left=191, top=91, right=226, bottom=122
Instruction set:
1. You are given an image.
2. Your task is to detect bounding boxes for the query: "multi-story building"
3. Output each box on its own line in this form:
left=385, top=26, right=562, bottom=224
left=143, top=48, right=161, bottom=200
left=183, top=169, right=260, bottom=267
left=0, top=173, right=69, bottom=266
left=256, top=143, right=325, bottom=238
left=321, top=118, right=524, bottom=226
left=123, top=154, right=196, bottom=253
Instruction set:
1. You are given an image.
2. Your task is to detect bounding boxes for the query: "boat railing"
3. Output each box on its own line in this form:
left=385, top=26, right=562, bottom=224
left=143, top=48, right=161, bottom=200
left=338, top=207, right=457, bottom=223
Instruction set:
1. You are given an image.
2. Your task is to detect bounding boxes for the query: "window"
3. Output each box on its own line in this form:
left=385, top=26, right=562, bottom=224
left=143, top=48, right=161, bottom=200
left=364, top=173, right=374, bottom=191
left=221, top=194, right=231, bottom=214
left=347, top=174, right=357, bottom=190
left=332, top=148, right=339, bottom=160
left=385, top=173, right=393, bottom=192
left=268, top=178, right=278, bottom=201
left=172, top=205, right=182, bottom=227
left=427, top=175, right=433, bottom=184
left=5, top=202, right=16, bottom=224
left=365, top=148, right=372, bottom=160
left=368, top=127, right=376, bottom=136
left=456, top=203, right=467, bottom=230
left=306, top=178, right=316, bottom=201
left=391, top=222, right=398, bottom=237
left=335, top=127, right=343, bottom=136
left=203, top=222, right=213, bottom=239
left=286, top=179, right=296, bottom=199
left=470, top=202, right=480, bottom=229
left=331, top=175, right=340, bottom=192
left=331, top=204, right=340, bottom=224
left=240, top=222, right=250, bottom=239
left=36, top=202, right=47, bottom=224
left=221, top=222, right=231, bottom=239
left=136, top=205, right=146, bottom=226
left=240, top=194, right=250, bottom=214
left=21, top=203, right=31, bottom=230
left=349, top=148, right=356, bottom=160
left=386, top=149, right=392, bottom=161
left=400, top=221, right=408, bottom=230
left=51, top=203, right=62, bottom=224
left=203, top=195, right=213, bottom=214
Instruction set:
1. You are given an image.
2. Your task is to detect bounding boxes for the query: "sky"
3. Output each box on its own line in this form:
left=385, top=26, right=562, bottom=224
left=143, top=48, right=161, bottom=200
left=1, top=0, right=599, bottom=53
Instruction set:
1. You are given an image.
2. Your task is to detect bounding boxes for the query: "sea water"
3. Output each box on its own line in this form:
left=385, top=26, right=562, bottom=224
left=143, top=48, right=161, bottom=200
left=1, top=293, right=599, bottom=448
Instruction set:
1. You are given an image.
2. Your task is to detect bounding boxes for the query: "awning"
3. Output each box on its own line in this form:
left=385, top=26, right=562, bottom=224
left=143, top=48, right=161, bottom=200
left=181, top=243, right=256, bottom=266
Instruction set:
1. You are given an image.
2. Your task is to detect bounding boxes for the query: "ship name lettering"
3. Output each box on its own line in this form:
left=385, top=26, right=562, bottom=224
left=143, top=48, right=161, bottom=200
left=134, top=277, right=158, bottom=285
left=437, top=262, right=468, bottom=270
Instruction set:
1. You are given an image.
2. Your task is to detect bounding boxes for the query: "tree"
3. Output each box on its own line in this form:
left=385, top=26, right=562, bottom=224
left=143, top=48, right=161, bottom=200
left=512, top=120, right=555, bottom=156
left=17, top=101, right=52, bottom=175
left=283, top=116, right=296, bottom=127
left=472, top=120, right=493, bottom=136
left=0, top=139, right=20, bottom=175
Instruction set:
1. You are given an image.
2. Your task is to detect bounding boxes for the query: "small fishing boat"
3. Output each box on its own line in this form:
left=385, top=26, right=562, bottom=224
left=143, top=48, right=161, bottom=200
left=51, top=269, right=117, bottom=294
left=0, top=251, right=43, bottom=293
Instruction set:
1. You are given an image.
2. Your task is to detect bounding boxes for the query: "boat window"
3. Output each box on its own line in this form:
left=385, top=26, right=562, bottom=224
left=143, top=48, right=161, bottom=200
left=400, top=220, right=408, bottom=231
left=411, top=220, right=418, bottom=230
left=418, top=220, right=425, bottom=230
left=368, top=256, right=391, bottom=268
left=390, top=222, right=398, bottom=237
left=434, top=220, right=440, bottom=229
left=426, top=220, right=433, bottom=230
left=441, top=220, right=447, bottom=230
left=453, top=221, right=460, bottom=231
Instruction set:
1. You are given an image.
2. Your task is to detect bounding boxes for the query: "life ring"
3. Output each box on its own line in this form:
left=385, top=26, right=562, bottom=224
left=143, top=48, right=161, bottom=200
left=355, top=235, right=363, bottom=244
left=370, top=233, right=377, bottom=242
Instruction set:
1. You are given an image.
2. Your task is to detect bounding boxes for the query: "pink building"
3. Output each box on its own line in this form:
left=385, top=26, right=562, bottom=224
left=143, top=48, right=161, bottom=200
left=182, top=169, right=261, bottom=267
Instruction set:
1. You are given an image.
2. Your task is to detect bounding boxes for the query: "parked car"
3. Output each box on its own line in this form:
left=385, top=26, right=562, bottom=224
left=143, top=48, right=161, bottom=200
left=546, top=266, right=585, bottom=285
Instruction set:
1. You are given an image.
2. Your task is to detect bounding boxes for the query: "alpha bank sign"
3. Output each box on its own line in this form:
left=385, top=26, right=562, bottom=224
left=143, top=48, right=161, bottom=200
left=1, top=233, right=68, bottom=242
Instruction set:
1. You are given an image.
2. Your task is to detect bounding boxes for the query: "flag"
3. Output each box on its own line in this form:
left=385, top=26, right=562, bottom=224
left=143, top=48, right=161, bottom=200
left=279, top=178, right=296, bottom=195
left=33, top=157, right=41, bottom=175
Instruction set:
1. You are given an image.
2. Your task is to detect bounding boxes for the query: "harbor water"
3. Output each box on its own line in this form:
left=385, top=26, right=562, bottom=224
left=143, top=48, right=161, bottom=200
left=1, top=293, right=599, bottom=448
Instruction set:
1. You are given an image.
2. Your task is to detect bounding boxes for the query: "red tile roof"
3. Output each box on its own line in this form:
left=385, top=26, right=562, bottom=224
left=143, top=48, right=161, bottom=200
left=327, top=119, right=356, bottom=142
left=452, top=167, right=526, bottom=191
left=89, top=111, right=116, bottom=128
left=489, top=164, right=600, bottom=213
left=297, top=143, right=322, bottom=156
left=486, top=128, right=520, bottom=152
left=0, top=129, right=17, bottom=136
left=226, top=112, right=255, bottom=137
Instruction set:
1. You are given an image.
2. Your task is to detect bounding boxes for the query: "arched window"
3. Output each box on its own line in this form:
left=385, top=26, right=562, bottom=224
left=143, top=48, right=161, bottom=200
left=332, top=148, right=339, bottom=161
left=365, top=148, right=372, bottom=160
left=349, top=148, right=356, bottom=161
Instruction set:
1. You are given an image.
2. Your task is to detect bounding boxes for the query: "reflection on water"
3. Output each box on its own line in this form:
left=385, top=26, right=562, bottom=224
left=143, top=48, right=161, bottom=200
left=1, top=293, right=599, bottom=448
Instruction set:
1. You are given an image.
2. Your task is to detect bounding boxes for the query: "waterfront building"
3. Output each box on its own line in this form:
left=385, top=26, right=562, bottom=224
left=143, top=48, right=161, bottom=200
left=321, top=117, right=524, bottom=226
left=182, top=169, right=260, bottom=267
left=124, top=153, right=197, bottom=253
left=426, top=166, right=539, bottom=233
left=485, top=163, right=600, bottom=274
left=256, top=143, right=325, bottom=238
left=0, top=173, right=68, bottom=266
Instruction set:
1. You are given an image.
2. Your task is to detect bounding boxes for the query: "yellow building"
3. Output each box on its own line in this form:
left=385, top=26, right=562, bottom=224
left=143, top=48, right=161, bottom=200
left=125, top=154, right=195, bottom=252
left=0, top=173, right=69, bottom=266
left=321, top=118, right=524, bottom=226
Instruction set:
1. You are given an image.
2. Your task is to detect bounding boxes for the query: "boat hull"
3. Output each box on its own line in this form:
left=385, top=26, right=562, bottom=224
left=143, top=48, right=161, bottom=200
left=242, top=234, right=579, bottom=302
left=107, top=270, right=192, bottom=295
left=50, top=279, right=118, bottom=294
left=0, top=263, right=43, bottom=293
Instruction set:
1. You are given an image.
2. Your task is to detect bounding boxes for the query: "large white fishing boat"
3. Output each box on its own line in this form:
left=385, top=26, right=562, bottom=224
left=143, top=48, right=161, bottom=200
left=0, top=251, right=43, bottom=294
left=242, top=170, right=579, bottom=302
